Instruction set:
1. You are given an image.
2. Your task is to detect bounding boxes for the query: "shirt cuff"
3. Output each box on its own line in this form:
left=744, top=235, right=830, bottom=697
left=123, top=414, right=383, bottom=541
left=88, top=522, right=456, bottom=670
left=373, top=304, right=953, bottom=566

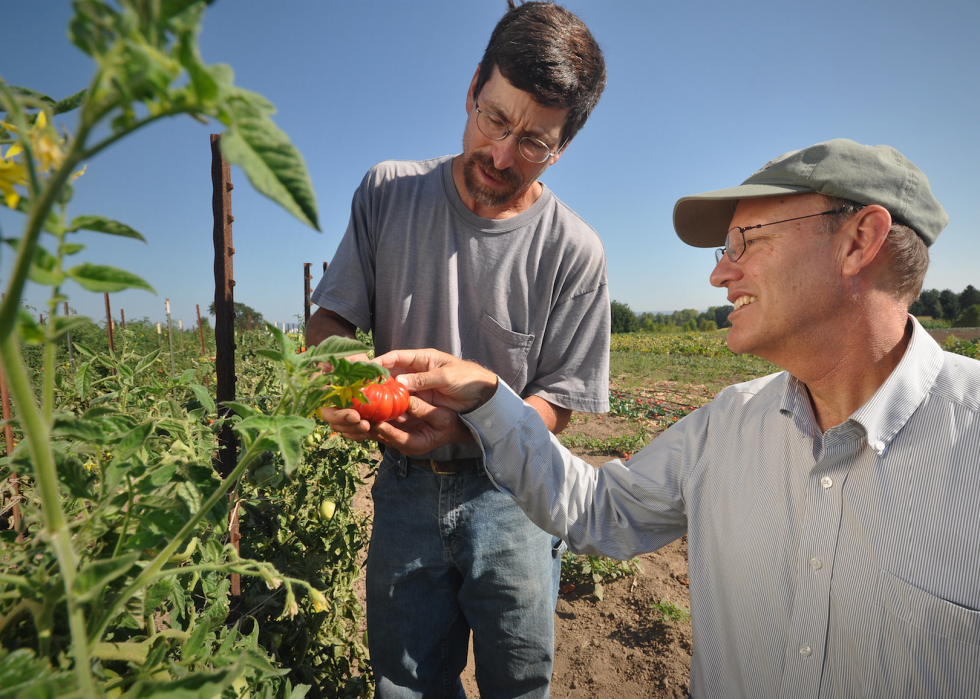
left=462, top=380, right=526, bottom=442
left=460, top=380, right=536, bottom=487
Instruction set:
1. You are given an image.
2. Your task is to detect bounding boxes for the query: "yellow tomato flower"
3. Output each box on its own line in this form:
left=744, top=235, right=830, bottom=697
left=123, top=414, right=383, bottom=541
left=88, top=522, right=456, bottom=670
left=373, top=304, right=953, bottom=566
left=308, top=587, right=329, bottom=613
left=3, top=111, right=69, bottom=175
left=322, top=378, right=368, bottom=409
left=0, top=154, right=25, bottom=208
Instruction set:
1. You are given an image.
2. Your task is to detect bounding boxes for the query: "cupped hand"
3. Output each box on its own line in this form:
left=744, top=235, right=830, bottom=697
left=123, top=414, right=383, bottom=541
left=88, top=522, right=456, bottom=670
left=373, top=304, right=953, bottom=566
left=373, top=396, right=468, bottom=455
left=373, top=349, right=498, bottom=413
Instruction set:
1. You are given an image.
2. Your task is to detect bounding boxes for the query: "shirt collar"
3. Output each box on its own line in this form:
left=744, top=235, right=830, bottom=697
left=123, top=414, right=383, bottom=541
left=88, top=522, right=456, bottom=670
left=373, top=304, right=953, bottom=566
left=849, top=316, right=943, bottom=455
left=779, top=316, right=943, bottom=455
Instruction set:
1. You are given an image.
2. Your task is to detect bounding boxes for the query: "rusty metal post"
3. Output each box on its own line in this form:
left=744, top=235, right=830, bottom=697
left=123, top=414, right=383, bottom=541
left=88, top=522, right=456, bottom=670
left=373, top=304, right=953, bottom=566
left=211, top=133, right=240, bottom=597
left=120, top=308, right=126, bottom=328
left=0, top=348, right=21, bottom=537
left=304, top=262, right=312, bottom=328
left=104, top=293, right=114, bottom=354
left=64, top=301, right=75, bottom=372
left=196, top=304, right=206, bottom=355
left=323, top=261, right=328, bottom=273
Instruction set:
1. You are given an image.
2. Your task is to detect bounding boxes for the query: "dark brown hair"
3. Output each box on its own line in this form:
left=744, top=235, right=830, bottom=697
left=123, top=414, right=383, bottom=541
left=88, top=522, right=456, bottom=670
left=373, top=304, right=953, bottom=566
left=474, top=1, right=606, bottom=146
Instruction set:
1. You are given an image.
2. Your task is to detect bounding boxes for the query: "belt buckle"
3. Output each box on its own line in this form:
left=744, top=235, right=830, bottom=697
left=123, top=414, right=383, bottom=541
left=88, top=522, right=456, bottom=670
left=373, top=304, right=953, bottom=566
left=430, top=459, right=456, bottom=476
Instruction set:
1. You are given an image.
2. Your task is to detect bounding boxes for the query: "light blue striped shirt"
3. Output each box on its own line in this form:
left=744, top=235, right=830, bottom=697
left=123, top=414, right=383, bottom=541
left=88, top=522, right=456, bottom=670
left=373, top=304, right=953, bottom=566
left=463, top=318, right=980, bottom=698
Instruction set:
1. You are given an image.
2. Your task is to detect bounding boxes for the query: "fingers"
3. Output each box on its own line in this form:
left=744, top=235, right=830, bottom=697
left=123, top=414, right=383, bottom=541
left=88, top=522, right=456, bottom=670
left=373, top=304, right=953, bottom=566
left=318, top=406, right=372, bottom=440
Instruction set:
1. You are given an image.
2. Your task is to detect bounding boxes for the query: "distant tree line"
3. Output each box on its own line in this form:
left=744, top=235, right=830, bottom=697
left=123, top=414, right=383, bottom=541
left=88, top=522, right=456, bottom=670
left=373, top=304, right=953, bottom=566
left=610, top=301, right=734, bottom=334
left=910, top=285, right=980, bottom=327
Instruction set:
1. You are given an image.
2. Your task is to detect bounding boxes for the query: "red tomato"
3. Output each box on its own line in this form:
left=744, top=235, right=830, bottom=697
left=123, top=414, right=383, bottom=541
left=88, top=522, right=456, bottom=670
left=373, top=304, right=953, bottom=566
left=353, top=377, right=410, bottom=422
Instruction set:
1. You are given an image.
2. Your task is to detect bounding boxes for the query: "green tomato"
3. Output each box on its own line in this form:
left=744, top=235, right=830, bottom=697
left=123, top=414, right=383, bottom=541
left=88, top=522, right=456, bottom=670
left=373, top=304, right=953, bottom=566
left=319, top=499, right=337, bottom=521
left=305, top=434, right=317, bottom=448
left=253, top=464, right=276, bottom=484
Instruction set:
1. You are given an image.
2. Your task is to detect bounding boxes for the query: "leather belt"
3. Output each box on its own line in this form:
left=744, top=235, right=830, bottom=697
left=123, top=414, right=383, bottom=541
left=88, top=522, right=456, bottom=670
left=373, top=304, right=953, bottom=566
left=406, top=456, right=482, bottom=476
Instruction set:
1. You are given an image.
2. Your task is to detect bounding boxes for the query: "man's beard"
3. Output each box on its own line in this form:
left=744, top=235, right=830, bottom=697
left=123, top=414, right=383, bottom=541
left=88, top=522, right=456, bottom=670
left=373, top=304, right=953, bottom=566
left=462, top=151, right=525, bottom=208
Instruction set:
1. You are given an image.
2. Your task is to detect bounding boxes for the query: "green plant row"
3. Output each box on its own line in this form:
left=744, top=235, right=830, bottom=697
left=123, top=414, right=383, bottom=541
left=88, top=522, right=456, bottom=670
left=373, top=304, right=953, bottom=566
left=610, top=332, right=733, bottom=357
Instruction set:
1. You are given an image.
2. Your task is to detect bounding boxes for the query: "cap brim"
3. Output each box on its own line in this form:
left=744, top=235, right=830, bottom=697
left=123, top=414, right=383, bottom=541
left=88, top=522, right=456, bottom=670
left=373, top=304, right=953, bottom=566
left=673, top=183, right=813, bottom=248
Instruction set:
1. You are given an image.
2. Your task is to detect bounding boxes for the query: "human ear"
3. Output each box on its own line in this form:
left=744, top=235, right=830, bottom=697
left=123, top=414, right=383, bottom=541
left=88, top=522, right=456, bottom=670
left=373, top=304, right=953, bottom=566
left=839, top=205, right=892, bottom=278
left=465, top=65, right=480, bottom=113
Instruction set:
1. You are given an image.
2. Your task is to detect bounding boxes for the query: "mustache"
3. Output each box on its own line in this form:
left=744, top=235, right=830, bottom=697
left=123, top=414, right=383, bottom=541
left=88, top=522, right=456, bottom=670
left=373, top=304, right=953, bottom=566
left=472, top=152, right=521, bottom=186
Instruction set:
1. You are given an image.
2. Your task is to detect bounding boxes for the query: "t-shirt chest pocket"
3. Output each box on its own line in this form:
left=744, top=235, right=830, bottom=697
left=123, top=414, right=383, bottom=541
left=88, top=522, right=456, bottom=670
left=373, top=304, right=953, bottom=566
left=462, top=311, right=534, bottom=391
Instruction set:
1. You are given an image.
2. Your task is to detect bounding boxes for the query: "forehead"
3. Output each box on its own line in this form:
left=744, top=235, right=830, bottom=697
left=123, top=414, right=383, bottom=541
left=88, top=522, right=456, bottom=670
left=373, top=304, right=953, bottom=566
left=478, top=67, right=568, bottom=138
left=731, top=192, right=826, bottom=226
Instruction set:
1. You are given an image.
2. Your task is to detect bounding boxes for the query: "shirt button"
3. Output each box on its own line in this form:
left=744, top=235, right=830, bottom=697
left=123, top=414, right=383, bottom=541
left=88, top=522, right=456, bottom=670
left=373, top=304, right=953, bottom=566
left=483, top=419, right=493, bottom=429
left=873, top=440, right=885, bottom=453
left=820, top=476, right=833, bottom=489
left=809, top=557, right=823, bottom=571
left=799, top=644, right=812, bottom=657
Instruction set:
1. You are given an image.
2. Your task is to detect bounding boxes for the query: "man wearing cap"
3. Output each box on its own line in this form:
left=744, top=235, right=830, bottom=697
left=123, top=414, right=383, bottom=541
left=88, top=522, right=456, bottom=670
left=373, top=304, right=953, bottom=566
left=373, top=139, right=980, bottom=698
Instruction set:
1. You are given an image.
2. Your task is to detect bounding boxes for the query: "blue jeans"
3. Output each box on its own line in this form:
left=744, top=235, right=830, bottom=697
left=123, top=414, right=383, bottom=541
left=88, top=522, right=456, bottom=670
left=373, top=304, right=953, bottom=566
left=366, top=451, right=564, bottom=699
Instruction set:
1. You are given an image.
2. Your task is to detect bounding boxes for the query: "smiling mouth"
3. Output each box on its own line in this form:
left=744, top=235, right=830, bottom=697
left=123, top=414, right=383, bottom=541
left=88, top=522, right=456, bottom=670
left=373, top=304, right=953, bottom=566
left=733, top=295, right=757, bottom=311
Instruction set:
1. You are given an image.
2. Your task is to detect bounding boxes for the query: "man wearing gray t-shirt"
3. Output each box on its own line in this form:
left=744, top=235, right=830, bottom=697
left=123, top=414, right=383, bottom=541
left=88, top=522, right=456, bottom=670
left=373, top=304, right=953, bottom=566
left=305, top=3, right=609, bottom=697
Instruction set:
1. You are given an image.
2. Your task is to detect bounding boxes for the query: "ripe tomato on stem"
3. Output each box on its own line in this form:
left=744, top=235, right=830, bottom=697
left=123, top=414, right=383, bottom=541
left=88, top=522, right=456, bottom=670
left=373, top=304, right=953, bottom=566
left=353, top=376, right=410, bottom=422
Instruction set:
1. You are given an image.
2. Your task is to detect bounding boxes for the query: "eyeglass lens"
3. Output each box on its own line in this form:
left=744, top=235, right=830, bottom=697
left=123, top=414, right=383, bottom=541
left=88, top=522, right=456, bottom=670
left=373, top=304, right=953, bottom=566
left=476, top=110, right=552, bottom=163
left=715, top=228, right=745, bottom=263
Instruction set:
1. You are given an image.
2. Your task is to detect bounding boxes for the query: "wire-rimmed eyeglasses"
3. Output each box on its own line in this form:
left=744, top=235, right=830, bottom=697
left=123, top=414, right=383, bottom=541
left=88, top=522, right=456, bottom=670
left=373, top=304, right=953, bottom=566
left=715, top=206, right=865, bottom=264
left=474, top=102, right=566, bottom=164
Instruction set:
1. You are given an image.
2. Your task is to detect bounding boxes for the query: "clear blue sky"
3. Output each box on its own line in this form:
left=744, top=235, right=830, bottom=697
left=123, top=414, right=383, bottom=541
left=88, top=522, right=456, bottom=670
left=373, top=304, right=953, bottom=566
left=2, top=0, right=978, bottom=327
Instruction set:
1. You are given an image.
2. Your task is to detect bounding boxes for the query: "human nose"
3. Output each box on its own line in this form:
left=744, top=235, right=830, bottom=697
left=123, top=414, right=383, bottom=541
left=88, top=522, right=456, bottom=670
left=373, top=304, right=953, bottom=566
left=709, top=251, right=740, bottom=289
left=489, top=134, right=519, bottom=171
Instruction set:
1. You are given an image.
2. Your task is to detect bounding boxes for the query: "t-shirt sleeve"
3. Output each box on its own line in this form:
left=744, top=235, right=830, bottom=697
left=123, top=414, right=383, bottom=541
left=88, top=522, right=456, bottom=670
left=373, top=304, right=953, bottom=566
left=309, top=169, right=378, bottom=332
left=525, top=267, right=611, bottom=414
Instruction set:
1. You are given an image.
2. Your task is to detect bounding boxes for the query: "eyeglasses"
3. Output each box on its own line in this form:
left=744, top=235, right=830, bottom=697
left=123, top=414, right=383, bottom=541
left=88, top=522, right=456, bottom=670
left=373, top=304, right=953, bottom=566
left=474, top=102, right=565, bottom=164
left=714, top=206, right=864, bottom=264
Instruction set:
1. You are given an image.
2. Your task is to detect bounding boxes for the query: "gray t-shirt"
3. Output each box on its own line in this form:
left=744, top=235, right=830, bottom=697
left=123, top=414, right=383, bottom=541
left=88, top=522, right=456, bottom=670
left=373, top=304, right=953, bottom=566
left=312, top=155, right=610, bottom=460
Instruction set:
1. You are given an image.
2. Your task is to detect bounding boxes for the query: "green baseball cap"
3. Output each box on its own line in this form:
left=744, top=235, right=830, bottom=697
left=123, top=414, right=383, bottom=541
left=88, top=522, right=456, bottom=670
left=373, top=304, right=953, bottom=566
left=673, top=138, right=948, bottom=248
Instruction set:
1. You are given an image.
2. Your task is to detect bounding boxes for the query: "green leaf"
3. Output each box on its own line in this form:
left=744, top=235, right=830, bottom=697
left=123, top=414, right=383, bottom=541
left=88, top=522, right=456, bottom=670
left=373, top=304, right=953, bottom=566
left=145, top=578, right=172, bottom=612
left=115, top=421, right=154, bottom=460
left=74, top=342, right=97, bottom=358
left=278, top=426, right=304, bottom=475
left=69, top=1, right=120, bottom=57
left=65, top=214, right=146, bottom=241
left=52, top=416, right=106, bottom=444
left=189, top=384, right=215, bottom=413
left=222, top=401, right=259, bottom=418
left=178, top=368, right=197, bottom=384
left=309, top=335, right=369, bottom=358
left=53, top=88, right=87, bottom=115
left=4, top=86, right=55, bottom=108
left=56, top=450, right=98, bottom=498
left=4, top=239, right=65, bottom=286
left=67, top=263, right=155, bottom=293
left=182, top=619, right=211, bottom=660
left=254, top=348, right=284, bottom=362
left=73, top=553, right=140, bottom=604
left=135, top=348, right=162, bottom=374
left=60, top=243, right=86, bottom=256
left=149, top=462, right=178, bottom=487
left=75, top=362, right=93, bottom=399
left=48, top=314, right=90, bottom=342
left=15, top=310, right=45, bottom=345
left=218, top=94, right=320, bottom=230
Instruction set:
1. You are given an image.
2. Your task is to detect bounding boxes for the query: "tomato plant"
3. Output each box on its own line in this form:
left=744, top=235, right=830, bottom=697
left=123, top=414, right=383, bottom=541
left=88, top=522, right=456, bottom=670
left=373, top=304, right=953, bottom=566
left=353, top=376, right=409, bottom=422
left=0, top=2, right=379, bottom=697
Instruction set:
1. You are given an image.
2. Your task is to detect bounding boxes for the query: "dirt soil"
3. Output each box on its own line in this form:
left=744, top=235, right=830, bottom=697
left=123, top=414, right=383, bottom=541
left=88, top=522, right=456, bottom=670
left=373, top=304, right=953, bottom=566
left=351, top=381, right=714, bottom=698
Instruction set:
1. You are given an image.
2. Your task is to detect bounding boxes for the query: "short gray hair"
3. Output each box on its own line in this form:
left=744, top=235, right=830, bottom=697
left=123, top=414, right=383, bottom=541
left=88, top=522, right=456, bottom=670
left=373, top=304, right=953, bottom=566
left=821, top=196, right=929, bottom=306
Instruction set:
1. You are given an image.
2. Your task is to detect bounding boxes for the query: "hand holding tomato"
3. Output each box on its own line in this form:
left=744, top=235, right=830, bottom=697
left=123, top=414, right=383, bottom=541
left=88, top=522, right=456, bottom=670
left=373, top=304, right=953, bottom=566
left=353, top=376, right=410, bottom=422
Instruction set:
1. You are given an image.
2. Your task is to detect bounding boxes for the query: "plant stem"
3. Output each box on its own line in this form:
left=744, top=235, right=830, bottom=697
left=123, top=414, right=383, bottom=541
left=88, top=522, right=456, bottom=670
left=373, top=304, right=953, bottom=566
left=90, top=431, right=268, bottom=645
left=0, top=334, right=95, bottom=695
